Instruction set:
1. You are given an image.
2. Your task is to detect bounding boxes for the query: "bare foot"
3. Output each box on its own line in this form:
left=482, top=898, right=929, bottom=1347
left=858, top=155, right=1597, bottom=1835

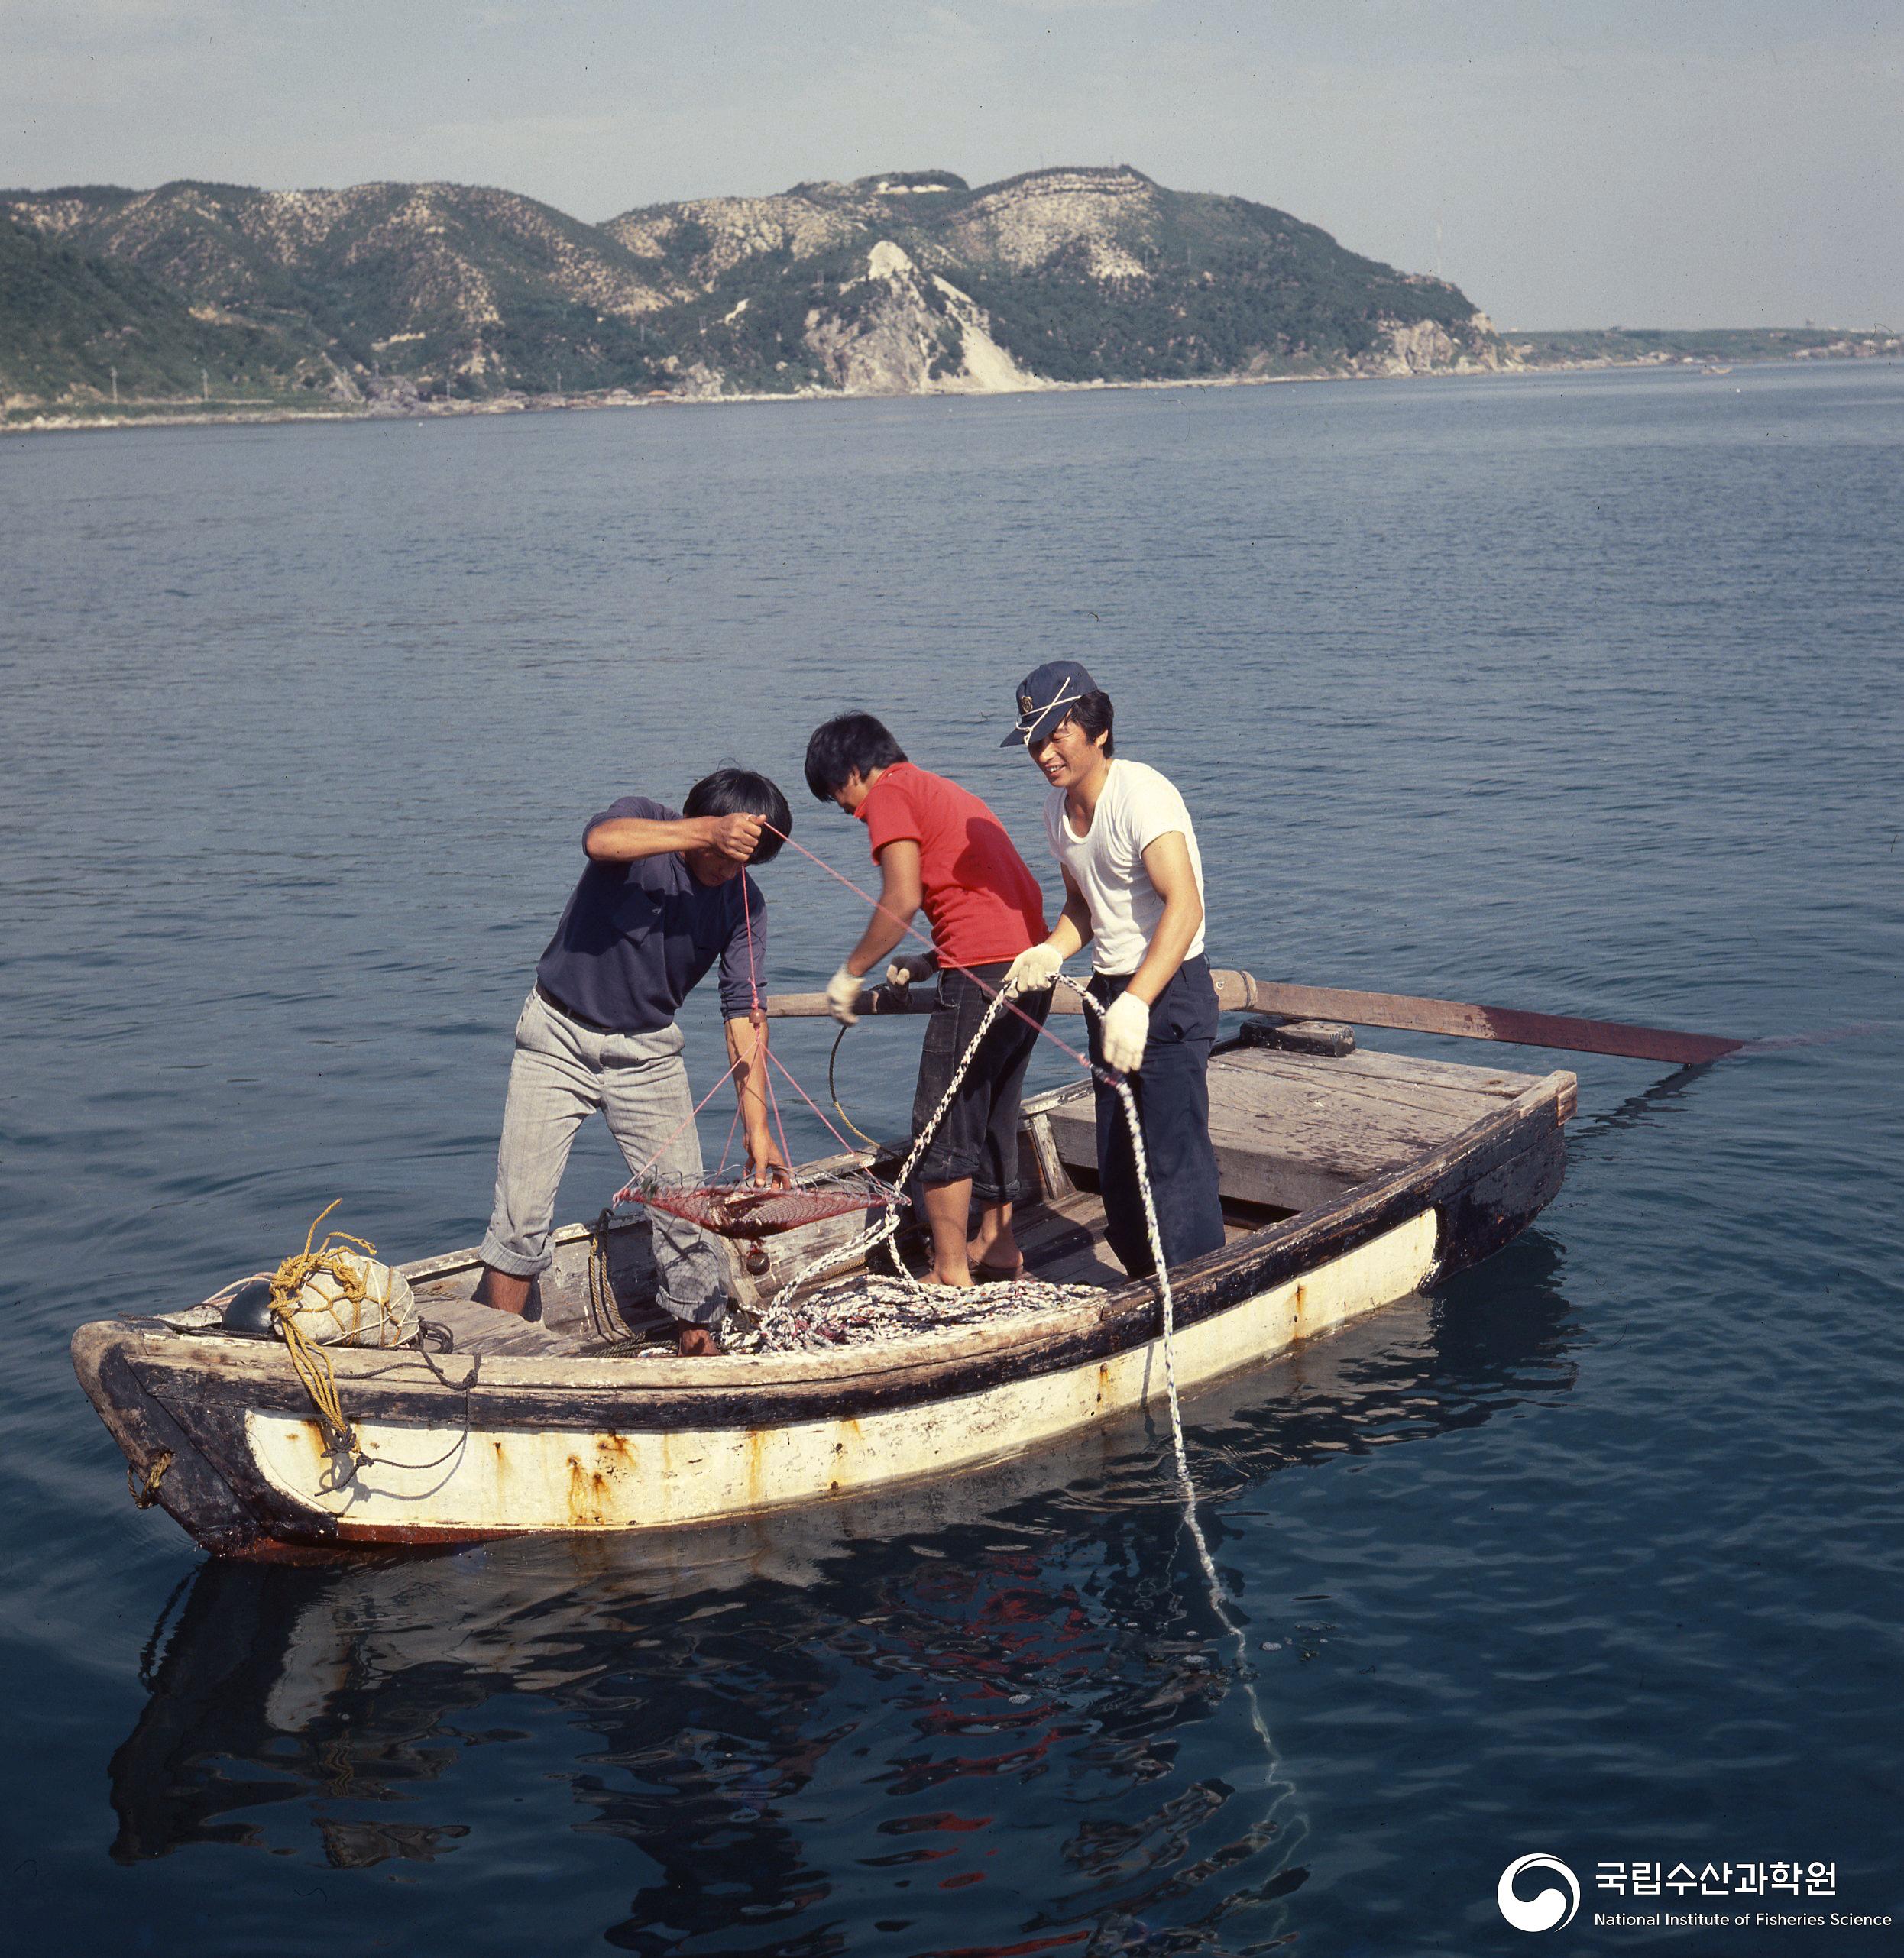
left=676, top=1324, right=720, bottom=1357
left=967, top=1218, right=1024, bottom=1275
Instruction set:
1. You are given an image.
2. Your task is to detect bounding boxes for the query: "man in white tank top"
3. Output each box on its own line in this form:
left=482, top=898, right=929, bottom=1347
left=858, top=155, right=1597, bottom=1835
left=1000, top=662, right=1226, bottom=1278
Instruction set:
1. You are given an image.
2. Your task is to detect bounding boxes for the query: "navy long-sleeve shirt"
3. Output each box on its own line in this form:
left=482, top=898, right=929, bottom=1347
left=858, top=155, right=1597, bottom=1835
left=534, top=797, right=766, bottom=1033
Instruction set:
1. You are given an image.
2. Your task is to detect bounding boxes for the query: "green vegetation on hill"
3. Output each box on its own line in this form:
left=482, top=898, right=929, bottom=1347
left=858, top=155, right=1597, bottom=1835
left=0, top=215, right=311, bottom=404
left=958, top=193, right=1478, bottom=382
left=2, top=180, right=683, bottom=400
left=2, top=167, right=1504, bottom=406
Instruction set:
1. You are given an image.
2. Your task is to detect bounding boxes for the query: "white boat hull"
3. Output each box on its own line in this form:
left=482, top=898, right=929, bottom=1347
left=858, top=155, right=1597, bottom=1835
left=244, top=1211, right=1439, bottom=1536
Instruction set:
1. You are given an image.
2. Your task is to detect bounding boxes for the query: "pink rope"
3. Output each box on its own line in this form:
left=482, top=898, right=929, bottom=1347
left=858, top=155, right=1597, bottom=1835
left=759, top=1037, right=795, bottom=1167
left=763, top=1041, right=866, bottom=1159
left=715, top=1098, right=743, bottom=1175
left=739, top=863, right=764, bottom=1013
left=616, top=1053, right=742, bottom=1199
left=732, top=855, right=792, bottom=1167
left=759, top=820, right=1099, bottom=1076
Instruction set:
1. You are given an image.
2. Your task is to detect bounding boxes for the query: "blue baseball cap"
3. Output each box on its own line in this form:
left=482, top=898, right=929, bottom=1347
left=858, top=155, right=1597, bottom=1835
left=1002, top=660, right=1097, bottom=747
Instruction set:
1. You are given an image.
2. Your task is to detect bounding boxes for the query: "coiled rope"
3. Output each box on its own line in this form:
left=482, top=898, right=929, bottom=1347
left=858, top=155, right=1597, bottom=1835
left=258, top=1201, right=452, bottom=1486
left=266, top=1199, right=371, bottom=1477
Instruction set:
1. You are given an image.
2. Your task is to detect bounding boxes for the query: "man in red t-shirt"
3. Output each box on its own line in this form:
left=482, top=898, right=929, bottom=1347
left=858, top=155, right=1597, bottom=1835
left=805, top=712, right=1052, bottom=1287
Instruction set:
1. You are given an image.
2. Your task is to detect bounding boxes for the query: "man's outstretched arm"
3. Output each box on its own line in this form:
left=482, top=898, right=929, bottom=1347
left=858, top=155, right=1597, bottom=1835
left=585, top=811, right=763, bottom=863
left=826, top=839, right=925, bottom=1023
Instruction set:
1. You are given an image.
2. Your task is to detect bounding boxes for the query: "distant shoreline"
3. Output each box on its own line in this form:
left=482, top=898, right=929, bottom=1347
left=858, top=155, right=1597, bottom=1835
left=5, top=345, right=1896, bottom=439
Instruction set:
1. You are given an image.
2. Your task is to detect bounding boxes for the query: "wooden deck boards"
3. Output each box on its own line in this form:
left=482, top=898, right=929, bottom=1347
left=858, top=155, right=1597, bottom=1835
left=1044, top=1044, right=1544, bottom=1212
left=408, top=1293, right=588, bottom=1358
left=403, top=1041, right=1558, bottom=1360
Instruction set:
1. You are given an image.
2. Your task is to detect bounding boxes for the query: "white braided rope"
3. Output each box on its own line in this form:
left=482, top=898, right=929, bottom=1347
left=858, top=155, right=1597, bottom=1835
left=767, top=969, right=1274, bottom=1764
left=1065, top=981, right=1273, bottom=1756
left=795, top=971, right=1269, bottom=1785
left=766, top=982, right=1022, bottom=1309
left=767, top=973, right=1195, bottom=1497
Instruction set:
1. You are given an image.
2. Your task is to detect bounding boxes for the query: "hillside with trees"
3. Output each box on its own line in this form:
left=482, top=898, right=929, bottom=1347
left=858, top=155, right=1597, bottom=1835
left=2, top=165, right=1512, bottom=418
left=0, top=215, right=321, bottom=408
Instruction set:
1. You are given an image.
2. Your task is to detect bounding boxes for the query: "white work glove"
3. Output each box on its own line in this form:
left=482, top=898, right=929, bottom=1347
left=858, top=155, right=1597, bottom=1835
left=1005, top=941, right=1064, bottom=996
left=825, top=965, right=865, bottom=1025
left=1101, top=992, right=1151, bottom=1074
left=883, top=952, right=938, bottom=990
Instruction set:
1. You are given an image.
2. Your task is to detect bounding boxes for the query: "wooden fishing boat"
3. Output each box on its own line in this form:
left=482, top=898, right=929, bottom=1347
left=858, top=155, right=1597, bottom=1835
left=74, top=983, right=1582, bottom=1560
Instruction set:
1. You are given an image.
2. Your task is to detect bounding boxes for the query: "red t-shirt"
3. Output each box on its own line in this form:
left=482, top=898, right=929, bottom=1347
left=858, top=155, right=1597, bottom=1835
left=857, top=762, right=1049, bottom=967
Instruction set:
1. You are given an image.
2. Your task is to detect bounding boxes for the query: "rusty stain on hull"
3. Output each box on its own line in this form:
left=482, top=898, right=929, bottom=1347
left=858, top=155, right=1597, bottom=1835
left=236, top=1212, right=1439, bottom=1542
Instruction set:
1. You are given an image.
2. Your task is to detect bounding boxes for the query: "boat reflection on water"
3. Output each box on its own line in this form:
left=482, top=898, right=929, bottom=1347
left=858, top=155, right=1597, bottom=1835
left=109, top=1236, right=1575, bottom=1954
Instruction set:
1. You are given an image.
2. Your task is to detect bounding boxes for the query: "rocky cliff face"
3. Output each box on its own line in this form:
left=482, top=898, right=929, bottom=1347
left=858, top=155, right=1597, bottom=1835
left=801, top=242, right=1037, bottom=394
left=1361, top=311, right=1511, bottom=377
left=607, top=165, right=1511, bottom=390
left=2, top=166, right=1514, bottom=403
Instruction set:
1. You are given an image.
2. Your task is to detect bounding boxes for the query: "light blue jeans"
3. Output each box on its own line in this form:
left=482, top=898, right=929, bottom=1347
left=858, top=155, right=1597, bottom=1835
left=478, top=990, right=727, bottom=1326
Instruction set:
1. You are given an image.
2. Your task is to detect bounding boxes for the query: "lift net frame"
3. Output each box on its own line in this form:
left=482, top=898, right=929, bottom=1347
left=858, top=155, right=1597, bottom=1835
left=612, top=1165, right=907, bottom=1241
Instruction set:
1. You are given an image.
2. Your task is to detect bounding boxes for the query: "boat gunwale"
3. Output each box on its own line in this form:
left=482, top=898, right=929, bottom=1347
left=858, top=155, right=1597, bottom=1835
left=83, top=1067, right=1574, bottom=1413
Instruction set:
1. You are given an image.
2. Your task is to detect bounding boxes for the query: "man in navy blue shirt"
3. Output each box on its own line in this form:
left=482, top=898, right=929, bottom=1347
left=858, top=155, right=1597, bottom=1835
left=474, top=768, right=793, bottom=1354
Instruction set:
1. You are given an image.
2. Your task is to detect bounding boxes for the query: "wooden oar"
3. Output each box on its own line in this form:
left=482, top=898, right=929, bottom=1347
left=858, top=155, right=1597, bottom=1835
left=1224, top=976, right=1742, bottom=1066
left=762, top=968, right=1743, bottom=1066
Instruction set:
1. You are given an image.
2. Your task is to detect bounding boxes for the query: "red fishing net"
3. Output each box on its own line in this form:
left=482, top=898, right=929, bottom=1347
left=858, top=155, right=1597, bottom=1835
left=614, top=1168, right=905, bottom=1241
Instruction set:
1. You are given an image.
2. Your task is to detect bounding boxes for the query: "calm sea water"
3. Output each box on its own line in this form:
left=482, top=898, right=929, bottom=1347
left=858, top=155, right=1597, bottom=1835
left=2, top=366, right=1899, bottom=1955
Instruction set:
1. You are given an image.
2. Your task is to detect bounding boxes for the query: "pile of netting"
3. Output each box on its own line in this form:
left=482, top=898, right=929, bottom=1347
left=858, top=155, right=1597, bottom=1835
left=614, top=1164, right=905, bottom=1241
left=726, top=1272, right=1106, bottom=1354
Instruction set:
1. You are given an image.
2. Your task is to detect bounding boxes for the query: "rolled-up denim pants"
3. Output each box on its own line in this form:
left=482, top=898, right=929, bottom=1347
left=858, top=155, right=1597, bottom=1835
left=479, top=990, right=727, bottom=1325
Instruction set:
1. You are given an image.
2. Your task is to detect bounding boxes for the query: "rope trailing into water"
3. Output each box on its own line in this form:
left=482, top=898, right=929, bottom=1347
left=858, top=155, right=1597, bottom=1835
left=794, top=978, right=1263, bottom=1719
left=1060, top=991, right=1277, bottom=1769
left=1096, top=1019, right=1193, bottom=1495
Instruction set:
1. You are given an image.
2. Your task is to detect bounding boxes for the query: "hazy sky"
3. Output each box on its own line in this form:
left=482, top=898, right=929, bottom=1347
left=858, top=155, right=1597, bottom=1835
left=4, top=1, right=1899, bottom=328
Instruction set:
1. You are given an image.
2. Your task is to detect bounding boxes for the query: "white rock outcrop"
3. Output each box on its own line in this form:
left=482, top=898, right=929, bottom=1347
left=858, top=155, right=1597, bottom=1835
left=803, top=243, right=1041, bottom=396
left=1363, top=312, right=1522, bottom=377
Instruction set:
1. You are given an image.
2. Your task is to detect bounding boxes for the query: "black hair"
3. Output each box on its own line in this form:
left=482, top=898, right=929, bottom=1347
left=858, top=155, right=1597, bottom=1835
left=682, top=767, right=792, bottom=863
left=803, top=712, right=908, bottom=801
left=1065, top=689, right=1116, bottom=758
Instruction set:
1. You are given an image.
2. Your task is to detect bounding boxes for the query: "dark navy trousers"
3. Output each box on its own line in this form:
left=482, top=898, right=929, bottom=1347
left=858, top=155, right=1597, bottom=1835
left=1086, top=955, right=1226, bottom=1279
